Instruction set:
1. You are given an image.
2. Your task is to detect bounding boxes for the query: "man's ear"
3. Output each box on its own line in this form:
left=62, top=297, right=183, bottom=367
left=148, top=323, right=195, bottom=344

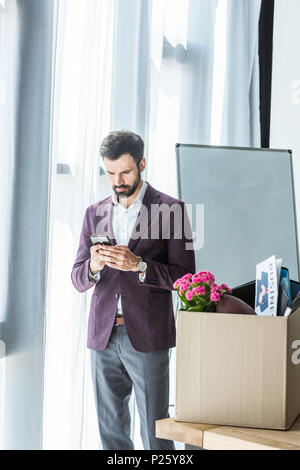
left=140, top=157, right=146, bottom=171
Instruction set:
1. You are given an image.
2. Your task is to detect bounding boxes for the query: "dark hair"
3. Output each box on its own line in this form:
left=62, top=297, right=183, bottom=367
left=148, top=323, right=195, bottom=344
left=100, top=130, right=144, bottom=167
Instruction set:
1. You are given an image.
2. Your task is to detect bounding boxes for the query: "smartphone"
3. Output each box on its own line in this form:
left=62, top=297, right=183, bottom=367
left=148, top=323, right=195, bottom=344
left=90, top=234, right=112, bottom=247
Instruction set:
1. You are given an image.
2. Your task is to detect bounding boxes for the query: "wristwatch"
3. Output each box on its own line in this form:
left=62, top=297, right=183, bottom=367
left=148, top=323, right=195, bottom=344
left=136, top=256, right=147, bottom=273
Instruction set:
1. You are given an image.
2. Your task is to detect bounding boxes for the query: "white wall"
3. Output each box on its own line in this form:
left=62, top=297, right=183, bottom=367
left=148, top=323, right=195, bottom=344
left=271, top=0, right=300, bottom=274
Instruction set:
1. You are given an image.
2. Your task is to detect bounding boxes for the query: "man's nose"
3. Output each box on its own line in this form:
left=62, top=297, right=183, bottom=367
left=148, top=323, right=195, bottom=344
left=114, top=176, right=124, bottom=186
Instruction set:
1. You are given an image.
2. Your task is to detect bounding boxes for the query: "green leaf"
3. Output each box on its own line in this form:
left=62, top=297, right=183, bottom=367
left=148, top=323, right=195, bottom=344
left=187, top=305, right=204, bottom=312
left=180, top=295, right=190, bottom=307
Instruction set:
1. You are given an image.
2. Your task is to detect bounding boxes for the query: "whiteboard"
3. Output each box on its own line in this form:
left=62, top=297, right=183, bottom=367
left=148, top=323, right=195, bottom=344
left=176, top=144, right=300, bottom=287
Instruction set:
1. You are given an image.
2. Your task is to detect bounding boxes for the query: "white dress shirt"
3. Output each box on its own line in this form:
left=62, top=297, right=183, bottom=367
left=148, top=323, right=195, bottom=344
left=89, top=179, right=148, bottom=316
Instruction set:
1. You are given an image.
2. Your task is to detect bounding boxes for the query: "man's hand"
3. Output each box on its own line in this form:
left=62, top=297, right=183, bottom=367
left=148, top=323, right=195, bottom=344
left=89, top=244, right=107, bottom=275
left=99, top=245, right=141, bottom=272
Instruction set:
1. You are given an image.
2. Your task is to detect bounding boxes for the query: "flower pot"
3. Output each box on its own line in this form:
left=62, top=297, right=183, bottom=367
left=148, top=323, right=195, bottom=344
left=216, top=294, right=256, bottom=315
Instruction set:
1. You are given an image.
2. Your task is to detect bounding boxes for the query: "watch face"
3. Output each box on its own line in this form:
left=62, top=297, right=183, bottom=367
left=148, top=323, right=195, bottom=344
left=138, top=261, right=147, bottom=272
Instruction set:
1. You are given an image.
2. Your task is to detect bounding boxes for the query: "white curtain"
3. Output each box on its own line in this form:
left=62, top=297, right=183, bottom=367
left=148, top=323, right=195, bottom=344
left=218, top=0, right=262, bottom=146
left=43, top=0, right=116, bottom=450
left=43, top=0, right=262, bottom=450
left=0, top=0, right=56, bottom=450
left=147, top=0, right=262, bottom=198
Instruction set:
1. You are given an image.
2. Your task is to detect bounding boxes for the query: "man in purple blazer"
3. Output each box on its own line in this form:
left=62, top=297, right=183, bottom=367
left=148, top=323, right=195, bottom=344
left=71, top=131, right=195, bottom=450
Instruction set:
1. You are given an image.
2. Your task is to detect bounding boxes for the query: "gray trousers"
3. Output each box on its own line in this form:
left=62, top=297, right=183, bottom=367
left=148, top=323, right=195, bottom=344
left=90, top=324, right=175, bottom=450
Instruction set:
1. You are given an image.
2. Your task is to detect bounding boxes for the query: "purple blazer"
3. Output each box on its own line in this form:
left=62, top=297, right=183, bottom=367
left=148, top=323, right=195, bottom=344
left=71, top=182, right=196, bottom=352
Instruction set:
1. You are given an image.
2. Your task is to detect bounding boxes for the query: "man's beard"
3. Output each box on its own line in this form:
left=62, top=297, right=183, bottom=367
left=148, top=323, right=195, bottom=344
left=113, top=169, right=141, bottom=199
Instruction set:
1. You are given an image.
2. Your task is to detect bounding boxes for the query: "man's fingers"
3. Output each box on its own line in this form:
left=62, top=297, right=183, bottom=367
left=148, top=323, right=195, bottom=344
left=91, top=244, right=129, bottom=269
left=106, top=261, right=121, bottom=269
left=90, top=244, right=103, bottom=253
left=101, top=249, right=126, bottom=261
left=102, top=245, right=128, bottom=254
left=94, top=248, right=119, bottom=261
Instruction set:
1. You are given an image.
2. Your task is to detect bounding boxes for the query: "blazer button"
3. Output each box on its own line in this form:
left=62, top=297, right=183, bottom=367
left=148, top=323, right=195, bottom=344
left=115, top=293, right=118, bottom=298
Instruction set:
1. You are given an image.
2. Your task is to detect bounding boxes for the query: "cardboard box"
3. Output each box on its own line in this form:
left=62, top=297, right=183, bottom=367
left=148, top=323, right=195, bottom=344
left=175, top=308, right=300, bottom=430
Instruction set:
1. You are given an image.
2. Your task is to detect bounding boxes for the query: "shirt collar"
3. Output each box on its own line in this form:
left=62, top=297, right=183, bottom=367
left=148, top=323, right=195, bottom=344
left=111, top=179, right=148, bottom=207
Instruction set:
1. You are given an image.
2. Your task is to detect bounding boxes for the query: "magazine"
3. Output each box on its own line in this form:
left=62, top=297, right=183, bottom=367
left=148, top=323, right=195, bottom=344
left=255, top=255, right=282, bottom=316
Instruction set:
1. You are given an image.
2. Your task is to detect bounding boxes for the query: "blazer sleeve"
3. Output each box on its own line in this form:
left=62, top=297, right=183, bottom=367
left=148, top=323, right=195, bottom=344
left=71, top=207, right=97, bottom=293
left=137, top=201, right=196, bottom=291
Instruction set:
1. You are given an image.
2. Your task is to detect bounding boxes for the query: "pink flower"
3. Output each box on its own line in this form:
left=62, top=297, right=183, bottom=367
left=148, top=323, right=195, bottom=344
left=194, top=285, right=206, bottom=296
left=192, top=271, right=215, bottom=284
left=173, top=273, right=194, bottom=290
left=179, top=281, right=191, bottom=295
left=182, top=280, right=191, bottom=289
left=210, top=291, right=221, bottom=302
left=185, top=289, right=195, bottom=301
left=213, top=285, right=222, bottom=293
left=175, top=270, right=231, bottom=311
left=221, top=283, right=232, bottom=293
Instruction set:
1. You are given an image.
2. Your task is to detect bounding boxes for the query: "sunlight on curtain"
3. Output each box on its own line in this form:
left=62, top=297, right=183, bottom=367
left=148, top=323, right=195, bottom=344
left=44, top=0, right=152, bottom=451
left=164, top=0, right=188, bottom=49
left=211, top=0, right=228, bottom=144
left=147, top=0, right=261, bottom=196
left=43, top=0, right=116, bottom=450
left=147, top=0, right=218, bottom=198
left=219, top=0, right=261, bottom=146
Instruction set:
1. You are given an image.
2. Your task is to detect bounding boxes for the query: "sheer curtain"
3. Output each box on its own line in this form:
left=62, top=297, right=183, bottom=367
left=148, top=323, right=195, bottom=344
left=147, top=0, right=262, bottom=198
left=0, top=0, right=56, bottom=450
left=43, top=0, right=262, bottom=450
left=43, top=0, right=116, bottom=450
